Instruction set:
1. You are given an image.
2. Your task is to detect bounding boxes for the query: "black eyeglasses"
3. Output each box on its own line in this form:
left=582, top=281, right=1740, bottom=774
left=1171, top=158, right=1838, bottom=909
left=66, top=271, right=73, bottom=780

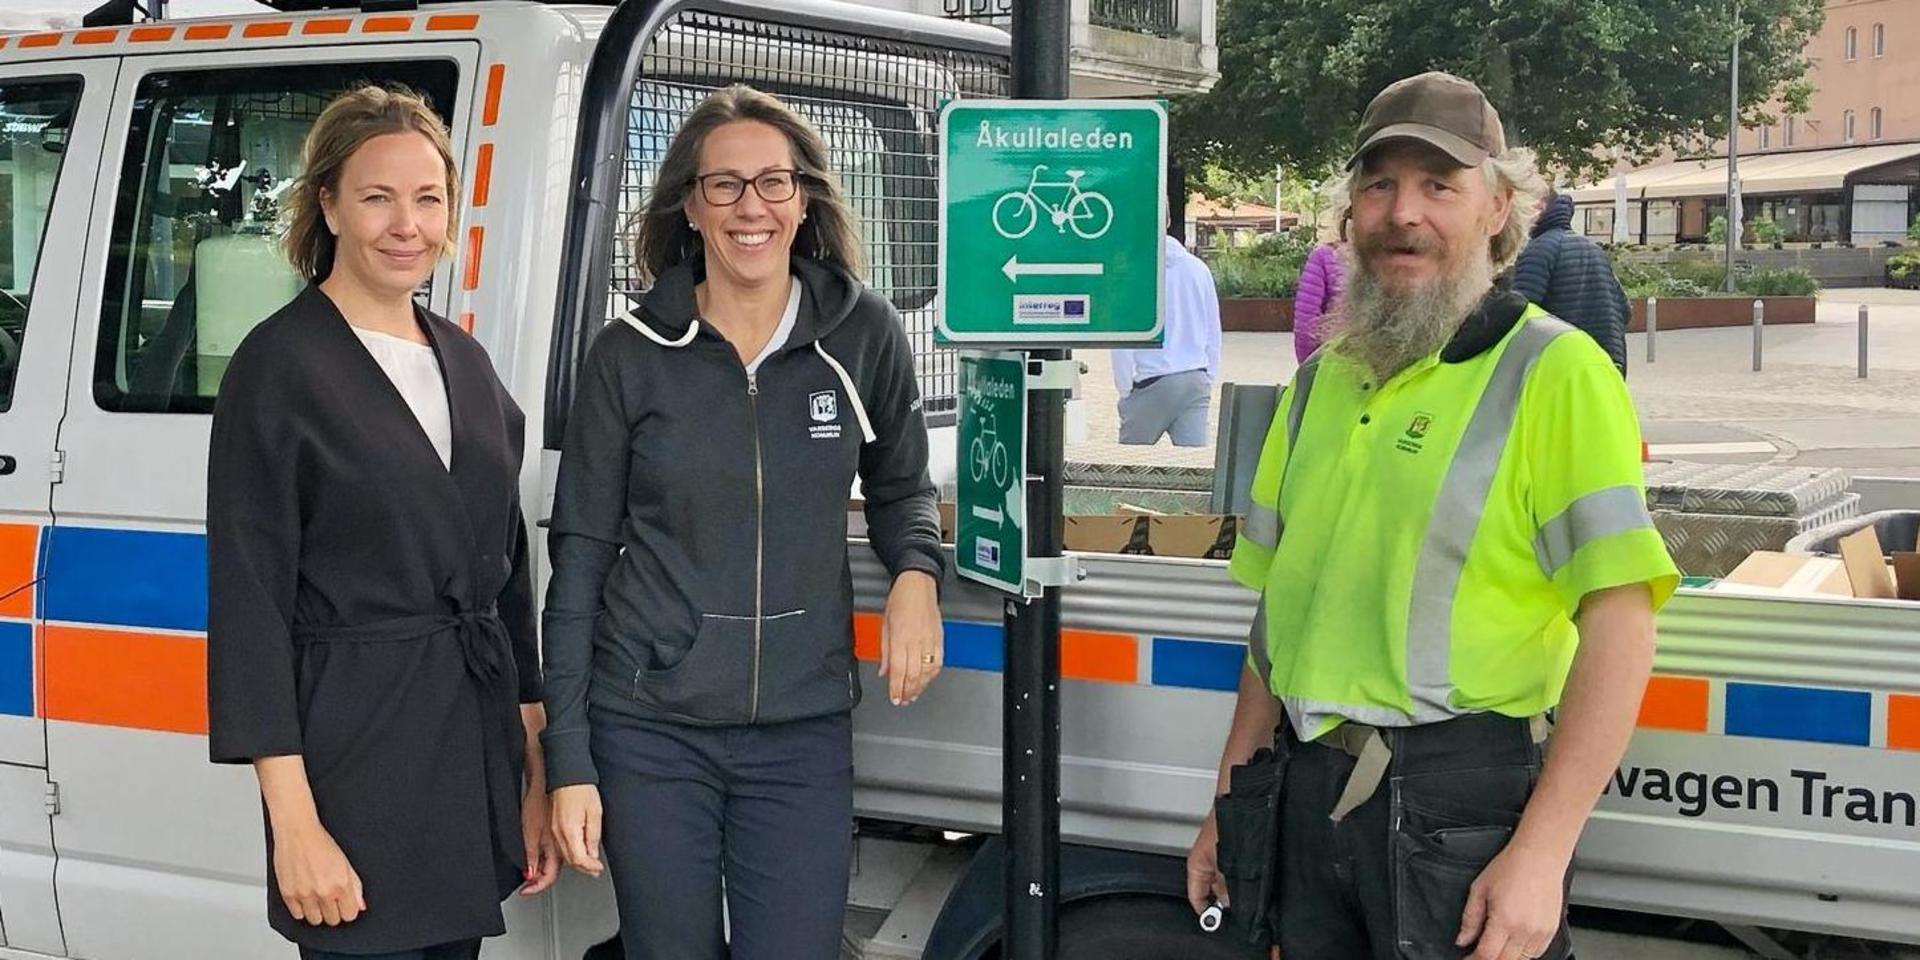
left=692, top=169, right=804, bottom=207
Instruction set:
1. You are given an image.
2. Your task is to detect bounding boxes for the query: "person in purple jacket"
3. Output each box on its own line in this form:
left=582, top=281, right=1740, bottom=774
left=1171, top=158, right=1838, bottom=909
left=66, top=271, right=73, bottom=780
left=1291, top=241, right=1345, bottom=362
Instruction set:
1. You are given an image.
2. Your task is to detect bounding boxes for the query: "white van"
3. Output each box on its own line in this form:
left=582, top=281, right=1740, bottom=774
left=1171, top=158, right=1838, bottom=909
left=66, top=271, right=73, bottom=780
left=0, top=3, right=1004, bottom=956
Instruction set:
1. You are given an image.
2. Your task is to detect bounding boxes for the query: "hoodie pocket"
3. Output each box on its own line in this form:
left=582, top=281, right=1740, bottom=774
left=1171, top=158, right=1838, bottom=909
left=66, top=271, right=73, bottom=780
left=752, top=607, right=854, bottom=720
left=633, top=613, right=755, bottom=722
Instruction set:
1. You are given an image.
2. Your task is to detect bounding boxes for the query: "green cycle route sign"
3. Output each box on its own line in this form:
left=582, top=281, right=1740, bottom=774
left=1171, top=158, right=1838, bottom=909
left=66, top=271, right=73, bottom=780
left=955, top=352, right=1028, bottom=595
left=937, top=99, right=1167, bottom=346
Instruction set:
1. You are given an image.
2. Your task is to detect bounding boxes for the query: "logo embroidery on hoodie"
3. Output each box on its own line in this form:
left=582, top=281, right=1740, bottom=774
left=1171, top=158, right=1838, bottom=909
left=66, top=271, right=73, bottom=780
left=809, top=391, right=842, bottom=440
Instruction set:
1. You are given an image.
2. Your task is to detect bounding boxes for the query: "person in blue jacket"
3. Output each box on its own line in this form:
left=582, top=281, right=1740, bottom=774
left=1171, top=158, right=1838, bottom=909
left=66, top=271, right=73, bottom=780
left=1511, top=192, right=1630, bottom=375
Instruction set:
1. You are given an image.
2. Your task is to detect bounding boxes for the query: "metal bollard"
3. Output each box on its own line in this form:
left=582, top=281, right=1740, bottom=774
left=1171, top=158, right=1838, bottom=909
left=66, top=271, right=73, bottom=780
left=1859, top=304, right=1870, bottom=379
left=1646, top=296, right=1657, bottom=364
left=1752, top=299, right=1764, bottom=372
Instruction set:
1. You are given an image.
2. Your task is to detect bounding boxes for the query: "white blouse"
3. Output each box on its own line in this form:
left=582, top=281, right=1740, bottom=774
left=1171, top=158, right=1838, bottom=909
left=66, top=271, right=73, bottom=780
left=350, top=326, right=454, bottom=470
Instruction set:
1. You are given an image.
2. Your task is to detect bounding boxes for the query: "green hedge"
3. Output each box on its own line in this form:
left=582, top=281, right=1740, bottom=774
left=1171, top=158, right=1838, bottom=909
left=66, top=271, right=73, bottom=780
left=1889, top=251, right=1920, bottom=282
left=1612, top=256, right=1819, bottom=299
left=1210, top=229, right=1316, bottom=299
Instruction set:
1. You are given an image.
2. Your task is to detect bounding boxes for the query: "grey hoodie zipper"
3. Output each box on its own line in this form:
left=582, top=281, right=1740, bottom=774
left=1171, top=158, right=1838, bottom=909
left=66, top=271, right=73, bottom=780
left=746, top=367, right=765, bottom=723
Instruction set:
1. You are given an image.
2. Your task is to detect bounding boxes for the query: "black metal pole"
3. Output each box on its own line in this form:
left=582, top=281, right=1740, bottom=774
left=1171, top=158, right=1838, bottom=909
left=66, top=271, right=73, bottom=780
left=1006, top=2, right=1067, bottom=959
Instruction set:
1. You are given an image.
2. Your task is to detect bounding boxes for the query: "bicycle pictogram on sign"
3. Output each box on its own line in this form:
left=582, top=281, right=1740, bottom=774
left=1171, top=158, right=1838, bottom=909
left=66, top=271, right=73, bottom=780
left=991, top=165, right=1115, bottom=241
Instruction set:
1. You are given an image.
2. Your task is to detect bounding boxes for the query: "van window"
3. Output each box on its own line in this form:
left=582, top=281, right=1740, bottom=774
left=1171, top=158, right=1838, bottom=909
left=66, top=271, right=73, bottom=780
left=0, top=78, right=84, bottom=412
left=93, top=61, right=458, bottom=414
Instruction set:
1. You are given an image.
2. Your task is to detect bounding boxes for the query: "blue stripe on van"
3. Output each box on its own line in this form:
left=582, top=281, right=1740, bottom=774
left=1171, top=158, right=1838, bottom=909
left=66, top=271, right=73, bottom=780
left=0, top=621, right=31, bottom=717
left=944, top=620, right=1005, bottom=673
left=41, top=527, right=207, bottom=633
left=1151, top=637, right=1243, bottom=691
left=1724, top=682, right=1871, bottom=746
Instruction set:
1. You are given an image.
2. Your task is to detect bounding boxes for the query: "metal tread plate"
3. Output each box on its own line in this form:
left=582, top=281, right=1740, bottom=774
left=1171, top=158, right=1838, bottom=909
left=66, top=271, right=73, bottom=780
left=1654, top=493, right=1862, bottom=578
left=1644, top=461, right=1851, bottom=518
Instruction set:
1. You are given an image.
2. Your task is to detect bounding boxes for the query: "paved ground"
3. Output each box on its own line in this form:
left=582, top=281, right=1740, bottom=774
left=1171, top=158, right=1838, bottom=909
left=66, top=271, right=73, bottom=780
left=1067, top=287, right=1920, bottom=480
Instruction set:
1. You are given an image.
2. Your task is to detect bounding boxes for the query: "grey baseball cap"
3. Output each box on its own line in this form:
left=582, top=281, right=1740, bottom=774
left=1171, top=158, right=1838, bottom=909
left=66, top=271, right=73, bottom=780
left=1346, top=71, right=1507, bottom=169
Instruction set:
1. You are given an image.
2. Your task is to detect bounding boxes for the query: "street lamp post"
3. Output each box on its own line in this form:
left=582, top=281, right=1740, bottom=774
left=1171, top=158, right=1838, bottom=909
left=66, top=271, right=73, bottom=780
left=1726, top=0, right=1742, bottom=292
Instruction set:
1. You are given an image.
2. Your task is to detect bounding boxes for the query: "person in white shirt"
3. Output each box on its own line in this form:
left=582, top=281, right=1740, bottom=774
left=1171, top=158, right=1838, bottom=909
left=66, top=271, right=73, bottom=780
left=1112, top=233, right=1223, bottom=446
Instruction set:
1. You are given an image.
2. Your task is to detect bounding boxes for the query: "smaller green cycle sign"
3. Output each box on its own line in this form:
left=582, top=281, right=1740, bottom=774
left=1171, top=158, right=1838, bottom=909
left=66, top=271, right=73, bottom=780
left=956, top=352, right=1028, bottom=595
left=938, top=99, right=1167, bottom=346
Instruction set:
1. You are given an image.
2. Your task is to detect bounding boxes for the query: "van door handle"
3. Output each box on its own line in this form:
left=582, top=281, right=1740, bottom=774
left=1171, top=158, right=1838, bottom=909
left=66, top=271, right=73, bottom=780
left=0, top=456, right=14, bottom=476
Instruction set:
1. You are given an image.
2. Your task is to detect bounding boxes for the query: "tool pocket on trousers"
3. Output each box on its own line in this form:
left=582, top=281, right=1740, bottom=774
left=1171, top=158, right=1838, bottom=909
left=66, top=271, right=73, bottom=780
left=1390, top=770, right=1570, bottom=960
left=1214, top=744, right=1285, bottom=945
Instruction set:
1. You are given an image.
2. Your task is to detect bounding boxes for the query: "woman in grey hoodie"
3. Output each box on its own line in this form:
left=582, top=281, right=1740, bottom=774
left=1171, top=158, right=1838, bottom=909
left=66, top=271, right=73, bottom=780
left=539, top=85, right=947, bottom=960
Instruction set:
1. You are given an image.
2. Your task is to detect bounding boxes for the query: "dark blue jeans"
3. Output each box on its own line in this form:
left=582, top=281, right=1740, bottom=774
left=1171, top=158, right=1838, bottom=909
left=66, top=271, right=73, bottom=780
left=298, top=940, right=480, bottom=960
left=591, top=709, right=854, bottom=960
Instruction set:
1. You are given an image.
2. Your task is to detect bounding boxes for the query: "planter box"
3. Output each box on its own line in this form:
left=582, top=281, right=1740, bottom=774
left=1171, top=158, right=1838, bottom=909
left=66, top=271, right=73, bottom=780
left=1887, top=266, right=1920, bottom=290
left=1627, top=296, right=1814, bottom=333
left=1220, top=297, right=1294, bottom=332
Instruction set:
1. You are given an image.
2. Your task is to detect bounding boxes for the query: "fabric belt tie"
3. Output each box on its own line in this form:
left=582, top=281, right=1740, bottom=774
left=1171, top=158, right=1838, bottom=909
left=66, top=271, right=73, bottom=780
left=292, top=606, right=523, bottom=877
left=1323, top=715, right=1554, bottom=823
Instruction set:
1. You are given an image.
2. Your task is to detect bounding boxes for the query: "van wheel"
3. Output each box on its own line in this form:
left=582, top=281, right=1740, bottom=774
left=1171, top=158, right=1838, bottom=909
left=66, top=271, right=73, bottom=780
left=1057, top=895, right=1263, bottom=960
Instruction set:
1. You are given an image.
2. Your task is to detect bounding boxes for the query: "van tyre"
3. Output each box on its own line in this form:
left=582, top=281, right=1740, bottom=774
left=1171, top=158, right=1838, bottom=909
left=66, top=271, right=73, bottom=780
left=1056, top=895, right=1264, bottom=960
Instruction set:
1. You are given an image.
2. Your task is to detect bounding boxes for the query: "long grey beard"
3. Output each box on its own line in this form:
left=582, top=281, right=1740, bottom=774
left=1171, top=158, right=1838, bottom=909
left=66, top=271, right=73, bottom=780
left=1328, top=253, right=1494, bottom=380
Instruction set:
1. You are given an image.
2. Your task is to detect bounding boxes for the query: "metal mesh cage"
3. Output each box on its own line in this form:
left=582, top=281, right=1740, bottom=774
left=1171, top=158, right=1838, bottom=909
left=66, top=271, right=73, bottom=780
left=614, top=9, right=1011, bottom=424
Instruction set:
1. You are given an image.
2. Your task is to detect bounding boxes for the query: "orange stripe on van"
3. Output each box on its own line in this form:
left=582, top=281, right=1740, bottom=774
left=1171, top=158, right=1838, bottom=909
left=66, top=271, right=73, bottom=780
left=1061, top=629, right=1137, bottom=684
left=129, top=25, right=176, bottom=41
left=427, top=13, right=479, bottom=31
left=1889, top=695, right=1920, bottom=751
left=184, top=23, right=232, bottom=40
left=74, top=29, right=119, bottom=45
left=20, top=34, right=61, bottom=48
left=471, top=143, right=494, bottom=207
left=463, top=227, right=484, bottom=290
left=243, top=21, right=292, bottom=38
left=0, top=525, right=39, bottom=620
left=363, top=16, right=413, bottom=33
left=303, top=18, right=352, bottom=35
left=1637, top=675, right=1710, bottom=732
left=853, top=612, right=883, bottom=662
left=482, top=63, right=505, bottom=125
left=43, top=626, right=207, bottom=735
left=459, top=312, right=475, bottom=335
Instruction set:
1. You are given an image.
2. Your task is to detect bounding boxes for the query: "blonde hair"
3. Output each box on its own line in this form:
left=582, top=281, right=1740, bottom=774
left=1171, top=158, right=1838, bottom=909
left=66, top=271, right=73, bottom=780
left=281, top=85, right=460, bottom=282
left=634, top=84, right=864, bottom=283
left=1330, top=145, right=1548, bottom=273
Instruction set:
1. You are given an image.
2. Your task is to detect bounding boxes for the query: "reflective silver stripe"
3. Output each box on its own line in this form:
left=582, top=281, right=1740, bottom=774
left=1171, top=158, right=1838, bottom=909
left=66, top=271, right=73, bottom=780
left=1282, top=357, right=1321, bottom=465
left=1404, top=316, right=1572, bottom=722
left=1534, top=484, right=1655, bottom=578
left=1258, top=357, right=1321, bottom=548
left=1247, top=597, right=1273, bottom=685
left=1244, top=503, right=1281, bottom=550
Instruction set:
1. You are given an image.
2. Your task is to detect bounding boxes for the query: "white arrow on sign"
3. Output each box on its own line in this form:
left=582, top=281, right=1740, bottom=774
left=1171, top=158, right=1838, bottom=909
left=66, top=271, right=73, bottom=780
left=1001, top=255, right=1105, bottom=283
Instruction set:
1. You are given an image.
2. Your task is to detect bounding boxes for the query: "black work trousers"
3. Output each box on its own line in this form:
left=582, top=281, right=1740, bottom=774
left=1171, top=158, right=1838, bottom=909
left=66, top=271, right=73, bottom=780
left=1274, top=713, right=1574, bottom=960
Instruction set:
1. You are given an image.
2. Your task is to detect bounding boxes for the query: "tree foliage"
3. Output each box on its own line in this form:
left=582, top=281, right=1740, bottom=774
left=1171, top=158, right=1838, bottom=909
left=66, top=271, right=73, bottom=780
left=1175, top=0, right=1825, bottom=182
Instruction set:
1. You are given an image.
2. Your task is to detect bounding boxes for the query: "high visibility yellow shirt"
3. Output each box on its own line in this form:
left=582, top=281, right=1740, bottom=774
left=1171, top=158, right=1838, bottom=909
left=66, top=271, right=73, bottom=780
left=1228, top=292, right=1678, bottom=740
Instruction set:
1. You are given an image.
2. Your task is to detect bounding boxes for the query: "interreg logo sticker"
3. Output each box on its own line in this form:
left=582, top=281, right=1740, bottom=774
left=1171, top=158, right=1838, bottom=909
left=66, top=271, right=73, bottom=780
left=1013, top=295, right=1092, bottom=325
left=808, top=390, right=842, bottom=440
